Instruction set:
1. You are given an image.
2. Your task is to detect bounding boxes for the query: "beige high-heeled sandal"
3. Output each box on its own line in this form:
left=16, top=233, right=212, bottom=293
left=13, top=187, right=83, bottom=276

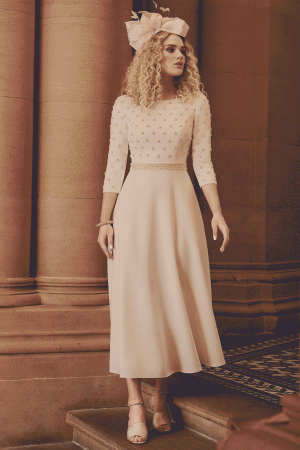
left=150, top=388, right=172, bottom=432
left=127, top=401, right=148, bottom=444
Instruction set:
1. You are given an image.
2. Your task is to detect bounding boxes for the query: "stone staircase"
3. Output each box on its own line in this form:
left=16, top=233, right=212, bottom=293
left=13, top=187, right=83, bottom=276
left=5, top=372, right=280, bottom=450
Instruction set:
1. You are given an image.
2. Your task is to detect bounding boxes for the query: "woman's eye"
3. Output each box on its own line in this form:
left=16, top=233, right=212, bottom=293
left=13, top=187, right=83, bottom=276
left=165, top=47, right=186, bottom=55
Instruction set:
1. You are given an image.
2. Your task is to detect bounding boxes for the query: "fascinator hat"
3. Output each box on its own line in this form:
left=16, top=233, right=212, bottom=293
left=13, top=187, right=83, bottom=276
left=125, top=9, right=189, bottom=51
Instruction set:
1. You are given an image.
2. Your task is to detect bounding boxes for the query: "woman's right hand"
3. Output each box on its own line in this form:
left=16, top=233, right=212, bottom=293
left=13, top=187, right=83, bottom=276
left=98, top=224, right=114, bottom=260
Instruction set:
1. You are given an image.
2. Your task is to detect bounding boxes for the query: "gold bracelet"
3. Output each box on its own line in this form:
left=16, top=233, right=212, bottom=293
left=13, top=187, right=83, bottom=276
left=96, top=220, right=114, bottom=228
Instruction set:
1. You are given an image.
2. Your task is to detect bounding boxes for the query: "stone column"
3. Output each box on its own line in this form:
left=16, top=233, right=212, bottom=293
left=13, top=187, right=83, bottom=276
left=0, top=0, right=40, bottom=306
left=199, top=0, right=300, bottom=339
left=37, top=0, right=132, bottom=304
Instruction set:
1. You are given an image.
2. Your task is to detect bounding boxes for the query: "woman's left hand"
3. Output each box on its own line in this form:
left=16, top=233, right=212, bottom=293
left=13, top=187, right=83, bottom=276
left=211, top=212, right=229, bottom=252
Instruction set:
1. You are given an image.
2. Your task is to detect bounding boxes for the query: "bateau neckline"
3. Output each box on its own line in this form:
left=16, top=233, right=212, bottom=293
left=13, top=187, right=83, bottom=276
left=160, top=97, right=177, bottom=102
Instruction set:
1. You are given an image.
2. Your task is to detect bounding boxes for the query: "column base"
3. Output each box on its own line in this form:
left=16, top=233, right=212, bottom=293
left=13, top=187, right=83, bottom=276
left=36, top=276, right=109, bottom=305
left=0, top=278, right=40, bottom=307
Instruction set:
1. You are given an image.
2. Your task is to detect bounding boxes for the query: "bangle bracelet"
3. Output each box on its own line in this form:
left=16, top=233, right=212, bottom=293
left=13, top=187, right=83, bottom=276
left=96, top=220, right=113, bottom=228
left=96, top=220, right=114, bottom=228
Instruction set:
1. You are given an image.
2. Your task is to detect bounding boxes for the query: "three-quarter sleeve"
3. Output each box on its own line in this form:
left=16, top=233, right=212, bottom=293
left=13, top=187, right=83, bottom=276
left=192, top=93, right=217, bottom=187
left=102, top=96, right=129, bottom=193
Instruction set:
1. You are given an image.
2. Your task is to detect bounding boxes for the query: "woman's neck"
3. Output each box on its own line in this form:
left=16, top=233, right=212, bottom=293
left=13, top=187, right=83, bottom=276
left=160, top=73, right=176, bottom=100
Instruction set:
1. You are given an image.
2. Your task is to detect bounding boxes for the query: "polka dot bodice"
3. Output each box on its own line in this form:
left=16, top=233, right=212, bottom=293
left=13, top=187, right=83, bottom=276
left=102, top=93, right=217, bottom=193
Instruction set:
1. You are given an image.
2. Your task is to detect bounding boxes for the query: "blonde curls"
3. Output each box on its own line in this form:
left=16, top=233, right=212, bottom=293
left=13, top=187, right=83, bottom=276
left=120, top=31, right=206, bottom=110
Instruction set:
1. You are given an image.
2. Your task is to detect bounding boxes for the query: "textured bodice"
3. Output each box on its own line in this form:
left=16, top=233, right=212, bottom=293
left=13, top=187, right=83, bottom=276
left=102, top=93, right=217, bottom=193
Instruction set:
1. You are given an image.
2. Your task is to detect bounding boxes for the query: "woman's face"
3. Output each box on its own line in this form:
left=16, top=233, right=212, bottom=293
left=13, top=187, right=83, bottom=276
left=160, top=34, right=186, bottom=77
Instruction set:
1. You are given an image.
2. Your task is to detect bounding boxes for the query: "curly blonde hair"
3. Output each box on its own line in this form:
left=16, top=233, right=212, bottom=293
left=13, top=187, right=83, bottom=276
left=120, top=31, right=206, bottom=110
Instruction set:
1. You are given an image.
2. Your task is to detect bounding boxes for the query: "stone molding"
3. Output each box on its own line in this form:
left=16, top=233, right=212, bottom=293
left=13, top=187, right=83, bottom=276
left=210, top=262, right=300, bottom=335
left=0, top=330, right=110, bottom=354
left=36, top=277, right=109, bottom=305
left=211, top=261, right=300, bottom=282
left=0, top=303, right=111, bottom=353
left=0, top=277, right=40, bottom=307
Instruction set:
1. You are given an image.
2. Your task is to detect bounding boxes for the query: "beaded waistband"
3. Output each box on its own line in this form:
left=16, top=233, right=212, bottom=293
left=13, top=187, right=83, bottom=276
left=130, top=163, right=187, bottom=170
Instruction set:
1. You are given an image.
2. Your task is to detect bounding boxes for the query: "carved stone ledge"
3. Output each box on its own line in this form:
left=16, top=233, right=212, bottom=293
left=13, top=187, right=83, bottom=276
left=210, top=262, right=300, bottom=283
left=210, top=262, right=300, bottom=335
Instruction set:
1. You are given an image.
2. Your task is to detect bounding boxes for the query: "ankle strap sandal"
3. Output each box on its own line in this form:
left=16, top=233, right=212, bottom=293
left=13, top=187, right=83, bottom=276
left=152, top=388, right=169, bottom=395
left=127, top=401, right=148, bottom=444
left=150, top=389, right=172, bottom=433
left=127, top=400, right=145, bottom=407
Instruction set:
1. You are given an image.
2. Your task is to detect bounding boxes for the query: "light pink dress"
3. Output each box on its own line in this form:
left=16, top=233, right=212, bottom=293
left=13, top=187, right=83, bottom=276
left=102, top=93, right=226, bottom=378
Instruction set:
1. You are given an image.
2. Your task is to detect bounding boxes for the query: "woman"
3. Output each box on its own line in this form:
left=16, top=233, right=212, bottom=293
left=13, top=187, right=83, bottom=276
left=97, top=11, right=229, bottom=444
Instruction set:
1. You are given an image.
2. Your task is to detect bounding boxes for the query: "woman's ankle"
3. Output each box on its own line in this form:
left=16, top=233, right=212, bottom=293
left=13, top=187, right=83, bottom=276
left=154, top=385, right=168, bottom=393
left=153, top=390, right=167, bottom=397
left=128, top=397, right=144, bottom=405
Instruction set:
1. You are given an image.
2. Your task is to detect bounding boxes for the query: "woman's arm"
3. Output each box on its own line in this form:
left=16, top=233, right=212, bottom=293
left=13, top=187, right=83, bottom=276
left=191, top=94, right=229, bottom=252
left=98, top=96, right=129, bottom=260
left=98, top=192, right=118, bottom=260
left=100, top=192, right=118, bottom=223
left=201, top=183, right=229, bottom=252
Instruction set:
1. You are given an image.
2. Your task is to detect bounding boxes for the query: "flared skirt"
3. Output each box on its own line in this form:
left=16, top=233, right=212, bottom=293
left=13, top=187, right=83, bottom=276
left=107, top=167, right=225, bottom=378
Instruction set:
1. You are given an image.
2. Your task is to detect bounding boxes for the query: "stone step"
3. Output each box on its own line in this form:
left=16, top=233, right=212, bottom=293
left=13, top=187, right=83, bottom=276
left=4, top=442, right=82, bottom=450
left=142, top=373, right=281, bottom=441
left=66, top=407, right=217, bottom=450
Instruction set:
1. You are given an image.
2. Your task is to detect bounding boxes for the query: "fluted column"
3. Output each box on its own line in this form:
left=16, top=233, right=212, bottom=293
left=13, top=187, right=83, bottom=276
left=37, top=0, right=132, bottom=304
left=0, top=1, right=40, bottom=306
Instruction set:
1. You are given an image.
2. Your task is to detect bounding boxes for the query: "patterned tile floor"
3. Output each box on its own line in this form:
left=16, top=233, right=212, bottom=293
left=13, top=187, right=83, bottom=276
left=195, top=334, right=299, bottom=405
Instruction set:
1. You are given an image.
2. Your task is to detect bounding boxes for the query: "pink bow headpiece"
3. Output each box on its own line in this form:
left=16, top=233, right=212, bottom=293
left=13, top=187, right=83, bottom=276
left=125, top=11, right=189, bottom=51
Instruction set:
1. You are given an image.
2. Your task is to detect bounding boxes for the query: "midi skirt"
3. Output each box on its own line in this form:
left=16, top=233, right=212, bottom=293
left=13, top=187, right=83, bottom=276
left=107, top=165, right=226, bottom=378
